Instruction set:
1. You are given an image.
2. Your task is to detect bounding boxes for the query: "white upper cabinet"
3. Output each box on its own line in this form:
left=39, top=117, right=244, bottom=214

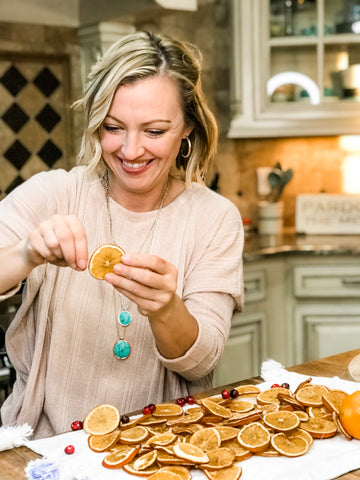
left=228, top=0, right=360, bottom=138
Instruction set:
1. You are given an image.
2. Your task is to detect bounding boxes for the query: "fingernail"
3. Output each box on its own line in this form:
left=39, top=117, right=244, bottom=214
left=78, top=259, right=87, bottom=270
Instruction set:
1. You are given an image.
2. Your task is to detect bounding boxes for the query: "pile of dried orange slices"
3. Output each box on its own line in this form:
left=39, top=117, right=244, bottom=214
left=83, top=379, right=355, bottom=479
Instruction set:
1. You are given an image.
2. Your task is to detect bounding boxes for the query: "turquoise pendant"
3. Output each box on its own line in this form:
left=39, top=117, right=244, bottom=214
left=114, top=340, right=131, bottom=359
left=118, top=311, right=132, bottom=326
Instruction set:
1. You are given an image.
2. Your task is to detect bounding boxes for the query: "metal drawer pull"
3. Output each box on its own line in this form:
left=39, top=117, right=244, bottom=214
left=342, top=277, right=360, bottom=286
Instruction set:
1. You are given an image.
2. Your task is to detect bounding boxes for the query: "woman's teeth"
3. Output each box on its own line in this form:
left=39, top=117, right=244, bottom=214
left=122, top=160, right=148, bottom=169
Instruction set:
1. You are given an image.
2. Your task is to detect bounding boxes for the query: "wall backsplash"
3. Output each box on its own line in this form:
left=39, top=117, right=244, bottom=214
left=0, top=22, right=82, bottom=200
left=0, top=1, right=353, bottom=229
left=217, top=136, right=346, bottom=229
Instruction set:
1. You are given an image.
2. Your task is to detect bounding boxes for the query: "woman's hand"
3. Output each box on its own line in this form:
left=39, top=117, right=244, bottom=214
left=105, top=254, right=177, bottom=317
left=25, top=214, right=88, bottom=271
left=104, top=254, right=198, bottom=359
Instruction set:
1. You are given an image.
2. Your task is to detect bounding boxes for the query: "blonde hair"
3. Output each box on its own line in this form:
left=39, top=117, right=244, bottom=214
left=73, top=31, right=218, bottom=185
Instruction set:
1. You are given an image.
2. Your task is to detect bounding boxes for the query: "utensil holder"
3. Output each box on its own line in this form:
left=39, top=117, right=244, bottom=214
left=258, top=201, right=284, bottom=235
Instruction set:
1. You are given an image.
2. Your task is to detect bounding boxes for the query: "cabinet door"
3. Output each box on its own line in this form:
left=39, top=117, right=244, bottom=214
left=213, top=312, right=266, bottom=387
left=229, top=0, right=360, bottom=138
left=294, top=303, right=360, bottom=363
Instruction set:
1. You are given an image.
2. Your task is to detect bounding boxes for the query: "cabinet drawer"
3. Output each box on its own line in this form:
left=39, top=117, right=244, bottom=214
left=294, top=265, right=360, bottom=298
left=244, top=270, right=265, bottom=303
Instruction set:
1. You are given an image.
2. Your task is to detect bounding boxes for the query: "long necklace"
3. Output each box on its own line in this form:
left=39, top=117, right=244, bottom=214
left=102, top=169, right=169, bottom=360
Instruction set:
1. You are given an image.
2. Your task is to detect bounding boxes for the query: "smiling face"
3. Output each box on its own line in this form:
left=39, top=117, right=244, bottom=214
left=100, top=74, right=192, bottom=210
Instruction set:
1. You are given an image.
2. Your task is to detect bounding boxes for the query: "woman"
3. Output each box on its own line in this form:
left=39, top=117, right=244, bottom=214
left=0, top=31, right=244, bottom=439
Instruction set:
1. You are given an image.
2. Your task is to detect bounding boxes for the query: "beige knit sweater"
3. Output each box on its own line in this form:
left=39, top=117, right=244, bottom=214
left=0, top=167, right=243, bottom=439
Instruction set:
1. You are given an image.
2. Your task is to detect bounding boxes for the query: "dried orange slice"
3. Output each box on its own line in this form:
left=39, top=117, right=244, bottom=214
left=322, top=390, right=348, bottom=415
left=102, top=444, right=139, bottom=469
left=257, top=387, right=290, bottom=405
left=140, top=416, right=167, bottom=426
left=201, top=398, right=232, bottom=419
left=288, top=427, right=314, bottom=446
left=214, top=426, right=239, bottom=442
left=295, top=385, right=328, bottom=407
left=203, top=464, right=242, bottom=480
left=119, top=425, right=149, bottom=444
left=133, top=450, right=158, bottom=470
left=88, top=430, right=119, bottom=452
left=222, top=439, right=252, bottom=461
left=237, top=422, right=271, bottom=452
left=88, top=243, right=125, bottom=279
left=173, top=443, right=209, bottom=464
left=159, top=466, right=191, bottom=480
left=271, top=432, right=310, bottom=457
left=124, top=459, right=159, bottom=477
left=189, top=427, right=221, bottom=451
left=307, top=406, right=332, bottom=420
left=147, top=424, right=172, bottom=435
left=167, top=411, right=204, bottom=426
left=153, top=404, right=184, bottom=418
left=256, top=445, right=280, bottom=457
left=229, top=400, right=254, bottom=414
left=263, top=411, right=300, bottom=432
left=300, top=417, right=337, bottom=438
left=293, top=410, right=309, bottom=422
left=83, top=403, right=120, bottom=435
left=203, top=447, right=235, bottom=470
left=157, top=450, right=194, bottom=466
left=148, top=470, right=182, bottom=480
left=235, top=384, right=261, bottom=395
left=144, top=432, right=177, bottom=447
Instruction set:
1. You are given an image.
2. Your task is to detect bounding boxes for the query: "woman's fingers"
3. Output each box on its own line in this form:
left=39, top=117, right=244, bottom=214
left=26, top=215, right=88, bottom=270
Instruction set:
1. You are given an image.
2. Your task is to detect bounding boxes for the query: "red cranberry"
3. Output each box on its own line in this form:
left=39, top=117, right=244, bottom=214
left=142, top=405, right=152, bottom=415
left=186, top=395, right=196, bottom=405
left=281, top=382, right=290, bottom=389
left=271, top=383, right=281, bottom=388
left=121, top=415, right=130, bottom=424
left=64, top=445, right=75, bottom=455
left=148, top=403, right=156, bottom=413
left=175, top=397, right=186, bottom=407
left=221, top=389, right=230, bottom=399
left=230, top=389, right=239, bottom=399
left=71, top=420, right=83, bottom=431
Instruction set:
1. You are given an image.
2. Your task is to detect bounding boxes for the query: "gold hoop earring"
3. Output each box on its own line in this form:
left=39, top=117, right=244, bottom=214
left=182, top=136, right=192, bottom=159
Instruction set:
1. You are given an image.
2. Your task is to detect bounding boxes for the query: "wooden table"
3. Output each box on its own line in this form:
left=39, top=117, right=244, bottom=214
left=1, top=348, right=360, bottom=480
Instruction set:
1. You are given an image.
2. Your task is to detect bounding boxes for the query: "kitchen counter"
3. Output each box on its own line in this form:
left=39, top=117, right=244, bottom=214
left=1, top=348, right=360, bottom=480
left=243, top=232, right=360, bottom=262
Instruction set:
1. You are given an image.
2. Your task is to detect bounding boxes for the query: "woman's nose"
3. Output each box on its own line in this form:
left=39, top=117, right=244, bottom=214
left=120, top=133, right=145, bottom=159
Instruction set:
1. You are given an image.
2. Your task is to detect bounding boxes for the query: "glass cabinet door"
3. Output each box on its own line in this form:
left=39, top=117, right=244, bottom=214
left=268, top=0, right=360, bottom=105
left=228, top=0, right=360, bottom=138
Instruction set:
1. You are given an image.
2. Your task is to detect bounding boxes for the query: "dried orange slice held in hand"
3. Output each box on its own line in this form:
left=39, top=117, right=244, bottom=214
left=88, top=243, right=125, bottom=279
left=83, top=403, right=120, bottom=435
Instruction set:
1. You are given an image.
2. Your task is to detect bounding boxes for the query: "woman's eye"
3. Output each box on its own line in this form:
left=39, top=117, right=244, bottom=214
left=148, top=129, right=164, bottom=137
left=103, top=125, right=121, bottom=133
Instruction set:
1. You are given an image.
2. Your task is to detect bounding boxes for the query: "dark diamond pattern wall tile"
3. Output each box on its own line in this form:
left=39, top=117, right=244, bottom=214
left=35, top=104, right=61, bottom=132
left=3, top=103, right=29, bottom=133
left=38, top=140, right=62, bottom=167
left=33, top=67, right=60, bottom=97
left=1, top=66, right=27, bottom=96
left=5, top=175, right=25, bottom=194
left=4, top=140, right=31, bottom=170
left=1, top=56, right=68, bottom=195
